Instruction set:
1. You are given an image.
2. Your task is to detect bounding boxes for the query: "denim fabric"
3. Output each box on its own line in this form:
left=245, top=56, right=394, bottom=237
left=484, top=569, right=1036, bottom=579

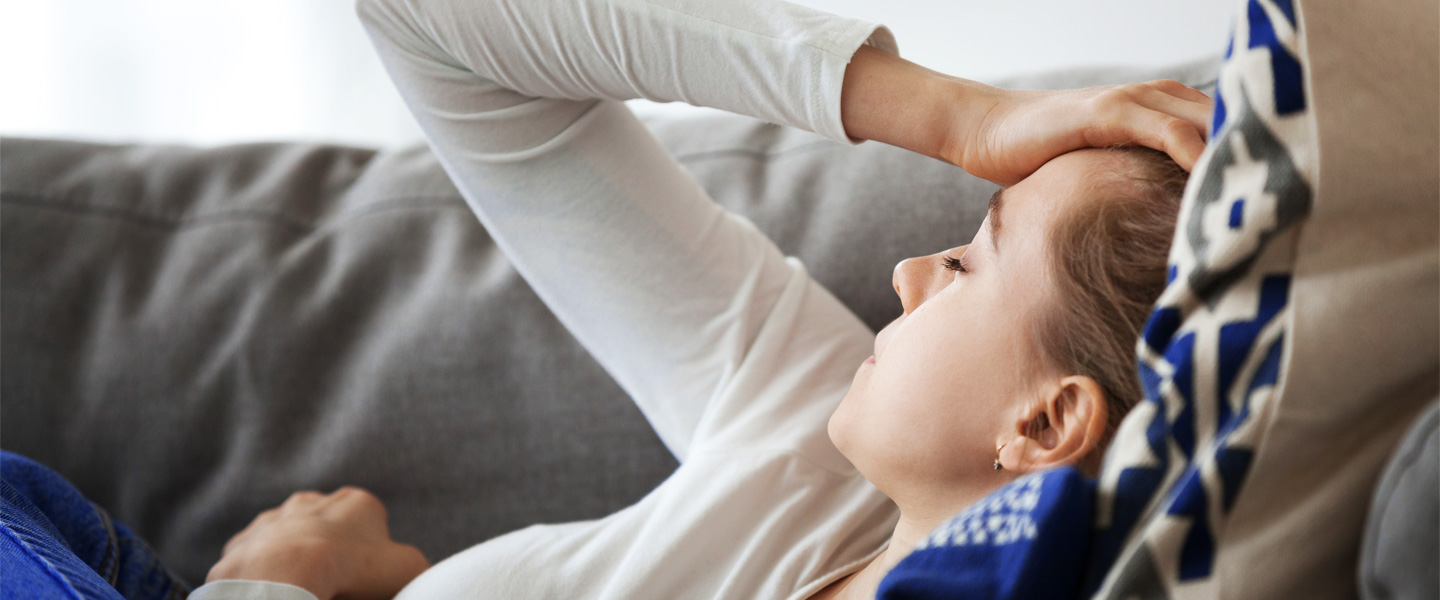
left=0, top=451, right=191, bottom=600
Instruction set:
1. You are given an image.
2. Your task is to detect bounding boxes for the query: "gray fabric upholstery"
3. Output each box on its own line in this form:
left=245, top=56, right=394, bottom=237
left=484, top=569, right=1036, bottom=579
left=1360, top=401, right=1439, bottom=600
left=1, top=57, right=1218, bottom=583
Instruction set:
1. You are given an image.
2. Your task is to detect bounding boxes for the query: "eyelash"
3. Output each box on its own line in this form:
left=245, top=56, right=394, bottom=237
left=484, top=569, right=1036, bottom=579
left=942, top=254, right=969, bottom=274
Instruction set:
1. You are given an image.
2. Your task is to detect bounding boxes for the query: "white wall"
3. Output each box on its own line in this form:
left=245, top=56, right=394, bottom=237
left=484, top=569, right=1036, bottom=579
left=0, top=0, right=1235, bottom=148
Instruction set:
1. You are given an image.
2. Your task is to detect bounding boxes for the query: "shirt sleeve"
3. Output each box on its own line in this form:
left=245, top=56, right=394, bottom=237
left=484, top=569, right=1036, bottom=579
left=187, top=580, right=320, bottom=600
left=355, top=0, right=894, bottom=460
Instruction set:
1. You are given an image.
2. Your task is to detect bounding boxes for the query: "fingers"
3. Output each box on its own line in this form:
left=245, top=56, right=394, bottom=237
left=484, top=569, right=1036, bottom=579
left=273, top=486, right=384, bottom=514
left=1146, top=78, right=1213, bottom=106
left=1142, top=90, right=1213, bottom=141
left=1101, top=81, right=1213, bottom=140
left=1080, top=83, right=1213, bottom=171
left=232, top=486, right=389, bottom=542
left=321, top=486, right=390, bottom=531
left=282, top=490, right=326, bottom=511
left=231, top=486, right=392, bottom=545
left=1139, top=82, right=1214, bottom=150
left=1160, top=116, right=1207, bottom=171
left=1081, top=111, right=1204, bottom=172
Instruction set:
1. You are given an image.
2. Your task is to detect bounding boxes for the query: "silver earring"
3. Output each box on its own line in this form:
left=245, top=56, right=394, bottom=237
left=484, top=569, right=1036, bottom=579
left=993, top=443, right=1006, bottom=470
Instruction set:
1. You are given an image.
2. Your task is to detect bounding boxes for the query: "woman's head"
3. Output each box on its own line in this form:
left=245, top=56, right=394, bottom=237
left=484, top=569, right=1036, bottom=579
left=829, top=146, right=1185, bottom=508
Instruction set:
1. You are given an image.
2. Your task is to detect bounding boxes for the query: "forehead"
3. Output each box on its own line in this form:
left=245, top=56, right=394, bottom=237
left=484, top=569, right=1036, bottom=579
left=989, top=149, right=1118, bottom=249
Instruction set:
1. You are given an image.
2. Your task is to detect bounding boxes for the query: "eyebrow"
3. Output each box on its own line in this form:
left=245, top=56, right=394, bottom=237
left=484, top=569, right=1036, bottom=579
left=987, top=188, right=1005, bottom=255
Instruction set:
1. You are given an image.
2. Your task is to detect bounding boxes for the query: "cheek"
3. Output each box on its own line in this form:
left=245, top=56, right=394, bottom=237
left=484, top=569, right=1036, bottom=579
left=837, top=322, right=990, bottom=457
left=868, top=333, right=981, bottom=437
left=872, top=301, right=991, bottom=401
left=850, top=299, right=1030, bottom=454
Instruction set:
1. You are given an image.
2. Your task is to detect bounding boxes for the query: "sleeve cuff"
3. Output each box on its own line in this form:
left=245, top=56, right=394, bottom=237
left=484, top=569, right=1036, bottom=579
left=187, top=580, right=321, bottom=600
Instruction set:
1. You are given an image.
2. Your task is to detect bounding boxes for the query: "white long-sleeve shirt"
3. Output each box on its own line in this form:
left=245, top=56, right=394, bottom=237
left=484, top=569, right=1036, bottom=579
left=192, top=0, right=900, bottom=598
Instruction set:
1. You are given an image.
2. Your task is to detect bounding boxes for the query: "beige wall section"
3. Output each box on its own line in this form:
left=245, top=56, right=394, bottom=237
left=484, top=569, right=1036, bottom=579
left=1218, top=0, right=1439, bottom=598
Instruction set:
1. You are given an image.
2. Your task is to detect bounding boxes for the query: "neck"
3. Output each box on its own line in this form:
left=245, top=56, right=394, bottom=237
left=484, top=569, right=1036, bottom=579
left=823, top=496, right=990, bottom=599
left=821, top=485, right=1002, bottom=600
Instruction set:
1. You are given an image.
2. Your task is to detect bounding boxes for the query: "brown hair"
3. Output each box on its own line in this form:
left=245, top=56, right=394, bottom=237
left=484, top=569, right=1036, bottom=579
left=1031, top=146, right=1187, bottom=474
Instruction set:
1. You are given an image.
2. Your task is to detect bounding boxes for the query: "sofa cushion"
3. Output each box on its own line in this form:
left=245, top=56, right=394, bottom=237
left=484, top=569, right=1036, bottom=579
left=1360, top=401, right=1439, bottom=600
left=0, top=56, right=1218, bottom=584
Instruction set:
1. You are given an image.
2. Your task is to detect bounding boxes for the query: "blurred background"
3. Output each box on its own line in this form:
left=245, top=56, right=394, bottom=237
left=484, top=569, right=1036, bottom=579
left=0, top=0, right=1235, bottom=148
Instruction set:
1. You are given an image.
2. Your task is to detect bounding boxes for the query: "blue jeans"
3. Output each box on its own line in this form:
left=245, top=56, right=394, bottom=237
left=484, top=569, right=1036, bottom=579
left=1, top=451, right=192, bottom=600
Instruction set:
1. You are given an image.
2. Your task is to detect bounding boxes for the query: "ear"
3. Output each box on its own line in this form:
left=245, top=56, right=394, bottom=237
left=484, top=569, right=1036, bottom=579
left=998, top=376, right=1108, bottom=473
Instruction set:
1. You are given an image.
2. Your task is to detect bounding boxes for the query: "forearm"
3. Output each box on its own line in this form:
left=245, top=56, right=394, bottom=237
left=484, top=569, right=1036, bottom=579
left=839, top=45, right=998, bottom=162
left=356, top=0, right=895, bottom=144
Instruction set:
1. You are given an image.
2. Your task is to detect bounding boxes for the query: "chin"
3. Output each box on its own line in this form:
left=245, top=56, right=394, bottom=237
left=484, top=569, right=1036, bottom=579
left=826, top=405, right=849, bottom=456
left=825, top=413, right=892, bottom=498
left=828, top=394, right=879, bottom=483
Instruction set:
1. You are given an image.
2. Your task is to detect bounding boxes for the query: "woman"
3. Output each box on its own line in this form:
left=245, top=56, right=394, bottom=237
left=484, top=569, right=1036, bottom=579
left=194, top=0, right=1211, bottom=598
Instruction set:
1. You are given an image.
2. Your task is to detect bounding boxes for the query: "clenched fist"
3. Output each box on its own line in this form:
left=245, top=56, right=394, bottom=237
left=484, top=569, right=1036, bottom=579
left=208, top=487, right=430, bottom=600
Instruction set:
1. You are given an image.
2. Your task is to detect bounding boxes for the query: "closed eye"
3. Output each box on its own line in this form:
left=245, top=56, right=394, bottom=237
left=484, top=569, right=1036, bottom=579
left=942, top=254, right=969, bottom=274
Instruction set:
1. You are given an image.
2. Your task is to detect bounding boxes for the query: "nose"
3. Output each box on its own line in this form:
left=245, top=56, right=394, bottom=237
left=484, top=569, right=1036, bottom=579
left=892, top=247, right=963, bottom=314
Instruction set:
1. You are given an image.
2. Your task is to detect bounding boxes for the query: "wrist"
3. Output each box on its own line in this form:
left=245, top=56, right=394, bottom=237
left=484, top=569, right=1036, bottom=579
left=840, top=45, right=994, bottom=161
left=207, top=541, right=338, bottom=600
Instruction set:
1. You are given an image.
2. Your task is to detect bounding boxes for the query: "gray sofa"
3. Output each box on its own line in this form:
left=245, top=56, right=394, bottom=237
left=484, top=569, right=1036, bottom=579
left=2, top=56, right=1433, bottom=597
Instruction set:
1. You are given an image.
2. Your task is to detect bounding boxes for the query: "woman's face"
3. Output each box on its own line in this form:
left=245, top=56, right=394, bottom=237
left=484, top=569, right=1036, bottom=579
left=829, top=150, right=1109, bottom=506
